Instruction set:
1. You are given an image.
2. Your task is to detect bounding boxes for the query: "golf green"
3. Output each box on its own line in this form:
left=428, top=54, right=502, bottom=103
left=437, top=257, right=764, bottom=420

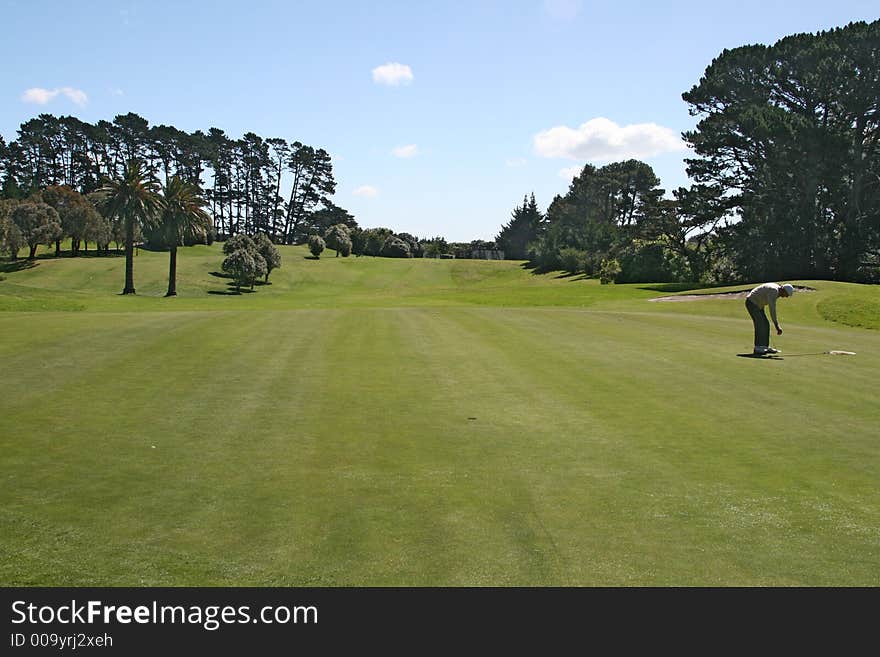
left=1, top=245, right=878, bottom=585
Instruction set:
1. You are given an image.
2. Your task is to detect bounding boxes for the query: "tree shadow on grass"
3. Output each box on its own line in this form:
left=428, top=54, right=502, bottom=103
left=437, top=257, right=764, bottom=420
left=520, top=261, right=590, bottom=280
left=0, top=259, right=39, bottom=273
left=70, top=250, right=124, bottom=259
left=637, top=282, right=745, bottom=294
left=304, top=255, right=321, bottom=260
left=520, top=261, right=550, bottom=275
left=209, top=271, right=234, bottom=279
left=208, top=287, right=256, bottom=295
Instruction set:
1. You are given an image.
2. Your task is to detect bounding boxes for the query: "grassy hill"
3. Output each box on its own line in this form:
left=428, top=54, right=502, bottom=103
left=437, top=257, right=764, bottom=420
left=1, top=244, right=878, bottom=585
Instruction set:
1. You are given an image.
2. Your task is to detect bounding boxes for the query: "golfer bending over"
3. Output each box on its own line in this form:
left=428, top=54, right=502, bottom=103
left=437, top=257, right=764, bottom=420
left=746, top=283, right=795, bottom=355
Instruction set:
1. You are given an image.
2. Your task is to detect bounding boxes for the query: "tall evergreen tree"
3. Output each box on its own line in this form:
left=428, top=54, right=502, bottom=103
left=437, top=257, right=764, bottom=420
left=496, top=193, right=543, bottom=260
left=682, top=20, right=880, bottom=281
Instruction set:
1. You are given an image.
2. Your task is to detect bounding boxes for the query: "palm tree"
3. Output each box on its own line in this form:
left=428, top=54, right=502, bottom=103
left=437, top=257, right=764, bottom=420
left=159, top=175, right=211, bottom=297
left=99, top=159, right=163, bottom=294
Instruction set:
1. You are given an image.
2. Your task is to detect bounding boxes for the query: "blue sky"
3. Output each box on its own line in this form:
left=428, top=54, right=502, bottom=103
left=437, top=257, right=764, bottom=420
left=1, top=0, right=877, bottom=241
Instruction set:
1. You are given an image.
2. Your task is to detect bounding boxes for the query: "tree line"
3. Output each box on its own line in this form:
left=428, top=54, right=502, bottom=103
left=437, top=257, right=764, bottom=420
left=497, top=20, right=880, bottom=283
left=0, top=112, right=351, bottom=245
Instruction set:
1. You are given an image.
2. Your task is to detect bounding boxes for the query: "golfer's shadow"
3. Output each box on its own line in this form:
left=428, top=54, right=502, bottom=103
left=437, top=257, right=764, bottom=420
left=736, top=353, right=783, bottom=360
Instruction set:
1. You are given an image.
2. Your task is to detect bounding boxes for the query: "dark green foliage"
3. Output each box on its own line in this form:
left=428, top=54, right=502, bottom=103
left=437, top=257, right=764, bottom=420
left=254, top=232, right=282, bottom=280
left=598, top=258, right=621, bottom=284
left=558, top=247, right=588, bottom=275
left=221, top=248, right=267, bottom=291
left=380, top=235, right=411, bottom=258
left=363, top=228, right=392, bottom=256
left=496, top=193, right=543, bottom=260
left=525, top=160, right=665, bottom=275
left=682, top=19, right=880, bottom=282
left=222, top=234, right=257, bottom=256
left=158, top=175, right=211, bottom=296
left=421, top=236, right=448, bottom=258
left=41, top=185, right=105, bottom=256
left=308, top=234, right=325, bottom=258
left=492, top=21, right=880, bottom=284
left=349, top=227, right=366, bottom=256
left=219, top=231, right=267, bottom=291
left=323, top=223, right=352, bottom=257
left=0, top=199, right=25, bottom=257
left=0, top=112, right=348, bottom=249
left=310, top=202, right=358, bottom=237
left=97, top=159, right=163, bottom=294
left=615, top=240, right=691, bottom=283
left=395, top=233, right=423, bottom=257
left=11, top=201, right=61, bottom=259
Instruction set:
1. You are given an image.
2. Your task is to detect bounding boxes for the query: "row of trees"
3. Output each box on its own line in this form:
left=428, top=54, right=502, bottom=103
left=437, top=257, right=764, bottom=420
left=498, top=20, right=880, bottom=283
left=0, top=112, right=351, bottom=244
left=497, top=161, right=700, bottom=283
left=0, top=160, right=211, bottom=297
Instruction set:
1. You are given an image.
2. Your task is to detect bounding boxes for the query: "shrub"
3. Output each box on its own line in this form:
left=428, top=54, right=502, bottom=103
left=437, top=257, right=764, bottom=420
left=380, top=235, right=411, bottom=258
left=598, top=258, right=621, bottom=284
left=221, top=249, right=267, bottom=291
left=558, top=247, right=588, bottom=275
left=323, top=223, right=352, bottom=257
left=222, top=234, right=257, bottom=256
left=615, top=240, right=691, bottom=283
left=396, top=232, right=423, bottom=257
left=308, top=234, right=325, bottom=258
left=363, top=228, right=392, bottom=256
left=253, top=232, right=282, bottom=281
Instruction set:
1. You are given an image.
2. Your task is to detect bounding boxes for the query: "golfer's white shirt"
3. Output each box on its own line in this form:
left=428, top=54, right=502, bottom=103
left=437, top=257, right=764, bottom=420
left=747, top=283, right=781, bottom=325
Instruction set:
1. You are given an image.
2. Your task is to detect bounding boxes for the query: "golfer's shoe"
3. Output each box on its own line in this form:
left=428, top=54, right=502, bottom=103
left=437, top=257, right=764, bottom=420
left=765, top=347, right=780, bottom=354
left=753, top=346, right=770, bottom=355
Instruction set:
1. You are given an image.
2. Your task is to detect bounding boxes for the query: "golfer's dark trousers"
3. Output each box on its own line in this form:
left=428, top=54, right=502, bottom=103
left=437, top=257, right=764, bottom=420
left=746, top=299, right=770, bottom=348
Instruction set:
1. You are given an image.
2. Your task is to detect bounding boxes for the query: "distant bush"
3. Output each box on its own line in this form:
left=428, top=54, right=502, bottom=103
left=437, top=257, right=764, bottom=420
left=558, top=247, right=588, bottom=275
left=223, top=234, right=257, bottom=256
left=396, top=232, right=423, bottom=257
left=253, top=232, right=282, bottom=281
left=615, top=240, right=691, bottom=283
left=308, top=234, right=325, bottom=258
left=380, top=235, right=411, bottom=258
left=221, top=249, right=267, bottom=291
left=324, top=223, right=352, bottom=257
left=599, top=258, right=621, bottom=284
left=363, top=228, right=393, bottom=256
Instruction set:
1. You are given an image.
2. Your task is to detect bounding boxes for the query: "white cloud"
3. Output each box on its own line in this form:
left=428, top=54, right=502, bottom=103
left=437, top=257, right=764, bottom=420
left=21, top=88, right=57, bottom=104
left=62, top=87, right=88, bottom=106
left=21, top=86, right=88, bottom=106
left=534, top=117, right=685, bottom=161
left=372, top=62, right=414, bottom=86
left=354, top=185, right=379, bottom=198
left=392, top=144, right=419, bottom=159
left=558, top=166, right=582, bottom=181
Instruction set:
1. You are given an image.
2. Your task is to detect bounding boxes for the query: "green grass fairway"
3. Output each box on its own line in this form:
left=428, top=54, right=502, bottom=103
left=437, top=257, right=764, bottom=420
left=2, top=245, right=879, bottom=585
